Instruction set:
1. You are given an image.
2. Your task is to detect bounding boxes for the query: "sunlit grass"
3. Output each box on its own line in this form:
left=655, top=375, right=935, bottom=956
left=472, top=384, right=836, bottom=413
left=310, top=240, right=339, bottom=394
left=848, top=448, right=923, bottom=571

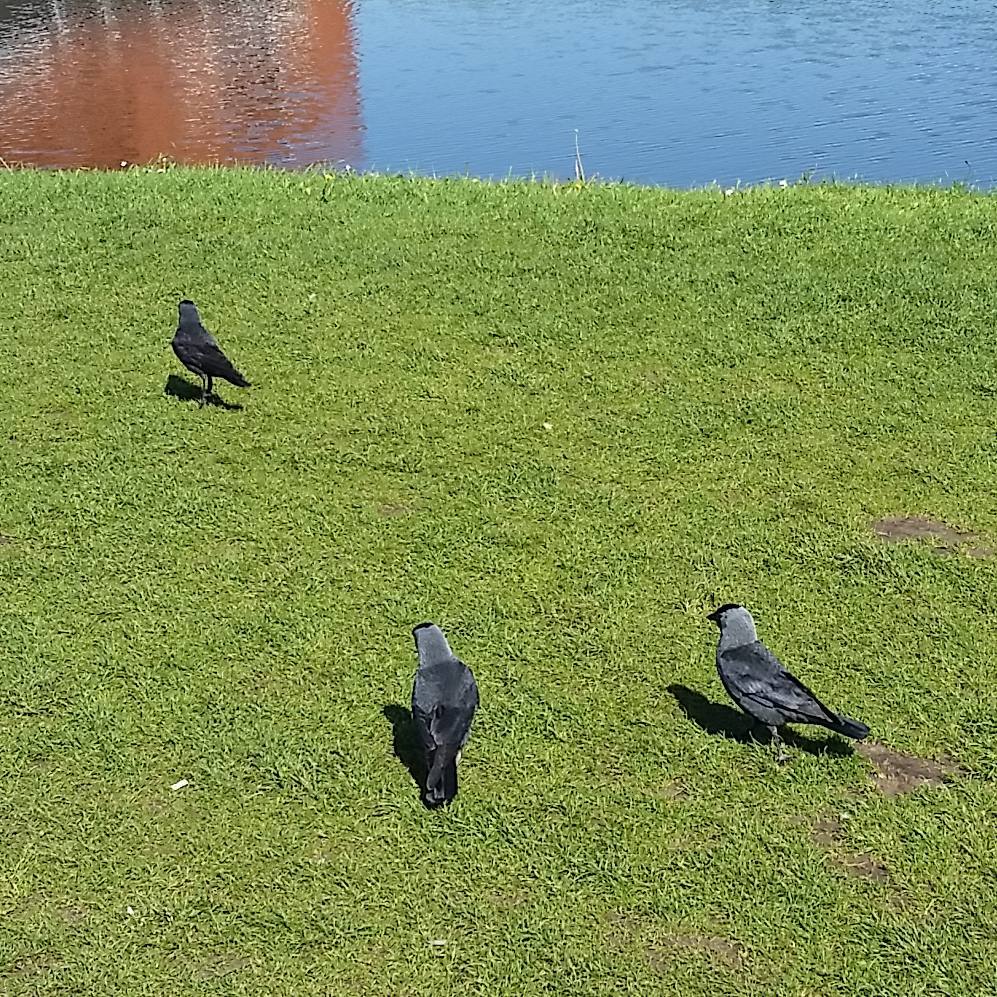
left=0, top=168, right=996, bottom=995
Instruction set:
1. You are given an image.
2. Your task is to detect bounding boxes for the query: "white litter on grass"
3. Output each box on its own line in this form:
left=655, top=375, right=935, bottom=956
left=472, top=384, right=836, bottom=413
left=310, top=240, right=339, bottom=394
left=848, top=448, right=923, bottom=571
left=778, top=178, right=789, bottom=188
left=542, top=422, right=553, bottom=431
left=126, top=906, right=135, bottom=915
left=171, top=779, right=189, bottom=791
left=428, top=940, right=447, bottom=947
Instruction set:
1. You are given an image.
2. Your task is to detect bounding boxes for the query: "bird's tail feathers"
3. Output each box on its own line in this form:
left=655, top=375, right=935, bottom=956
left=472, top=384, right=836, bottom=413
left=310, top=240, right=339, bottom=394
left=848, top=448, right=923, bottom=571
left=225, top=369, right=251, bottom=388
left=425, top=743, right=459, bottom=807
left=826, top=715, right=869, bottom=740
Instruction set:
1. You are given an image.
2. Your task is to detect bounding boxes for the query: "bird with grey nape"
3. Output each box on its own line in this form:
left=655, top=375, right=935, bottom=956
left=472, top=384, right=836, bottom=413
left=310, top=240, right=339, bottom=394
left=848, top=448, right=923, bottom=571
left=707, top=603, right=868, bottom=762
left=171, top=299, right=251, bottom=406
left=411, top=622, right=479, bottom=807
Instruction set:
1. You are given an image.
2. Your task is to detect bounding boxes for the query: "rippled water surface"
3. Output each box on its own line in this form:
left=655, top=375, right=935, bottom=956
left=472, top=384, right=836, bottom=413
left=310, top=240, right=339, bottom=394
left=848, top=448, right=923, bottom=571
left=1, top=0, right=996, bottom=185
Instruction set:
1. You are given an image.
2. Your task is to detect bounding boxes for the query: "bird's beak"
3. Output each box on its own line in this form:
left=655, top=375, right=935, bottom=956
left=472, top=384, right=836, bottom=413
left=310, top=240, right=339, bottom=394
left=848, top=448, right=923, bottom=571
left=706, top=608, right=721, bottom=623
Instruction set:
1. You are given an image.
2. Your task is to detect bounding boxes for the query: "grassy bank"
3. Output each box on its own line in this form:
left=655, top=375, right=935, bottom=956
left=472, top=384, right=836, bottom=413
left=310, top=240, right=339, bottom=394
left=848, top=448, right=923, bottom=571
left=1, top=168, right=996, bottom=996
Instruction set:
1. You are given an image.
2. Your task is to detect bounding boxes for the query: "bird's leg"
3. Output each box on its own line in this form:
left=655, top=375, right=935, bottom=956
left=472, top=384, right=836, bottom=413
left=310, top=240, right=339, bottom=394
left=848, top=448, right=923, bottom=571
left=206, top=376, right=213, bottom=403
left=769, top=726, right=788, bottom=764
left=198, top=374, right=209, bottom=407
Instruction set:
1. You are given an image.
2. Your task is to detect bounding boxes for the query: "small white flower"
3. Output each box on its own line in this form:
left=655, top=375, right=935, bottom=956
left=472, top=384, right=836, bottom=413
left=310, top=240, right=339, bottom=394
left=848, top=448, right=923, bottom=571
left=120, top=160, right=128, bottom=168
left=778, top=178, right=788, bottom=188
left=724, top=187, right=735, bottom=197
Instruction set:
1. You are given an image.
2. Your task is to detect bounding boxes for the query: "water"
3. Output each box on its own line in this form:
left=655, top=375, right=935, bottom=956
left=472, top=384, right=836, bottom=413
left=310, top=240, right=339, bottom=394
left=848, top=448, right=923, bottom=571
left=1, top=0, right=996, bottom=186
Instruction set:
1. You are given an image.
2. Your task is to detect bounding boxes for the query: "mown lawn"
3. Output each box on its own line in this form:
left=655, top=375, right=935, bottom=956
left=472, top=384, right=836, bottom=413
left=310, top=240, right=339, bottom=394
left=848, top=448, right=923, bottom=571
left=0, top=168, right=996, bottom=996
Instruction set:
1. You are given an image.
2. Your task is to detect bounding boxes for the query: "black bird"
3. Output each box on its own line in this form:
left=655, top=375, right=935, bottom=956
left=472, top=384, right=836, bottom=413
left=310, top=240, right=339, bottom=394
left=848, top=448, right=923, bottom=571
left=411, top=622, right=479, bottom=807
left=707, top=603, right=869, bottom=762
left=171, top=299, right=251, bottom=406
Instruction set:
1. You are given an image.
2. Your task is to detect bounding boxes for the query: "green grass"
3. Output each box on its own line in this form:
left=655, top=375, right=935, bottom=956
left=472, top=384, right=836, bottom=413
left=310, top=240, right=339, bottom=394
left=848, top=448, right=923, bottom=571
left=1, top=167, right=996, bottom=996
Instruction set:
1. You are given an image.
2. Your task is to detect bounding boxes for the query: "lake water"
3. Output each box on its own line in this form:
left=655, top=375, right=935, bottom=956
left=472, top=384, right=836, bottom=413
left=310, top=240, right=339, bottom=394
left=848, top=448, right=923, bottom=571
left=1, top=0, right=996, bottom=186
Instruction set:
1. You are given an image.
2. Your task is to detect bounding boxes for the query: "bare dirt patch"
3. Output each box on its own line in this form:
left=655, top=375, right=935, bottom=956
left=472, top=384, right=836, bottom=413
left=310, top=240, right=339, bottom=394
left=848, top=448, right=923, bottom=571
left=811, top=818, right=888, bottom=882
left=56, top=905, right=89, bottom=926
left=195, top=954, right=252, bottom=980
left=607, top=912, right=745, bottom=972
left=811, top=816, right=842, bottom=847
left=872, top=515, right=993, bottom=557
left=652, top=779, right=687, bottom=801
left=856, top=740, right=960, bottom=796
left=376, top=503, right=411, bottom=518
left=648, top=934, right=745, bottom=971
left=962, top=545, right=995, bottom=558
left=836, top=852, right=889, bottom=881
left=488, top=888, right=530, bottom=909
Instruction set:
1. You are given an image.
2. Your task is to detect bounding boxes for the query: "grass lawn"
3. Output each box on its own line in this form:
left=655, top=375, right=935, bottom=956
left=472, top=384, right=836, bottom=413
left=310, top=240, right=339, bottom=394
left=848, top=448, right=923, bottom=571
left=1, top=168, right=996, bottom=996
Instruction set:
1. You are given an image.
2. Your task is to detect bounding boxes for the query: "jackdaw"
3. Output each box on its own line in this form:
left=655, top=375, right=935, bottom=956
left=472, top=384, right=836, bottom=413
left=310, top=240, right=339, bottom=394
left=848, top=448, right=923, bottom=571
left=707, top=603, right=868, bottom=761
left=411, top=622, right=479, bottom=807
left=172, top=299, right=251, bottom=406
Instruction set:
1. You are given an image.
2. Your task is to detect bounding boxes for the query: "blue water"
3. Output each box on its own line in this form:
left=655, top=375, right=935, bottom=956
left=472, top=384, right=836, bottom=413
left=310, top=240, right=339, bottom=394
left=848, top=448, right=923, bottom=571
left=2, top=0, right=996, bottom=186
left=356, top=0, right=997, bottom=186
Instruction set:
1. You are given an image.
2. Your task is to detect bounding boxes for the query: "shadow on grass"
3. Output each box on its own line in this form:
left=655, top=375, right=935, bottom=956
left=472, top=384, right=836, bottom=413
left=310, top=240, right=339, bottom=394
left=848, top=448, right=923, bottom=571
left=666, top=684, right=854, bottom=758
left=164, top=373, right=244, bottom=411
left=383, top=704, right=428, bottom=800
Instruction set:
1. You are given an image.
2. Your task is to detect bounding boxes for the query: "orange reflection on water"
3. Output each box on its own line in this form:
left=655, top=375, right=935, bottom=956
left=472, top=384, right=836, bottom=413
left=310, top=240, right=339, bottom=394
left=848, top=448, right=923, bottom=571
left=0, top=0, right=362, bottom=168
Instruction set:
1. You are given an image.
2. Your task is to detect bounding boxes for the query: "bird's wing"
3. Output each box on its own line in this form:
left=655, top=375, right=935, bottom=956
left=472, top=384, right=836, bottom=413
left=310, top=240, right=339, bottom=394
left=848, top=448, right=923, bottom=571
left=416, top=661, right=478, bottom=747
left=194, top=322, right=219, bottom=348
left=191, top=339, right=243, bottom=380
left=410, top=702, right=438, bottom=752
left=721, top=642, right=838, bottom=724
left=429, top=701, right=476, bottom=747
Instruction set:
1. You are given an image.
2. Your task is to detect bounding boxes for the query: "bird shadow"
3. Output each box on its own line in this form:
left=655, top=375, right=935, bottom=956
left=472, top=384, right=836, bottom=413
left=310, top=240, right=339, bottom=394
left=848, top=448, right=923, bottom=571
left=382, top=704, right=429, bottom=799
left=163, top=374, right=244, bottom=411
left=666, top=684, right=854, bottom=758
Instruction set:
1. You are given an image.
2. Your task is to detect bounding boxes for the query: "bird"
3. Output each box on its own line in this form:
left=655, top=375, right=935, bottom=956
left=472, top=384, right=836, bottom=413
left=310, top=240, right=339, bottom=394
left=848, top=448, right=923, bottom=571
left=171, top=299, right=251, bottom=406
left=411, top=622, right=479, bottom=807
left=707, top=603, right=868, bottom=762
